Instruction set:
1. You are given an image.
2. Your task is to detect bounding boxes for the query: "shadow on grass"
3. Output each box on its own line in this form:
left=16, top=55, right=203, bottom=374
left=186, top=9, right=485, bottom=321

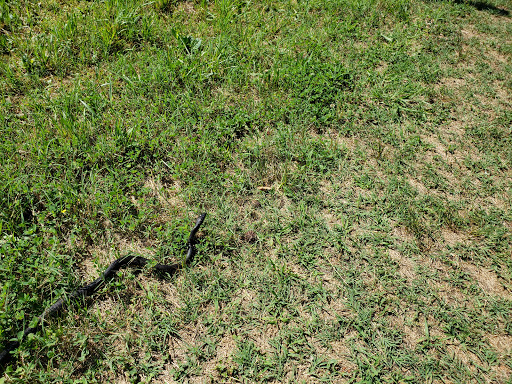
left=461, top=0, right=510, bottom=15
left=426, top=0, right=510, bottom=16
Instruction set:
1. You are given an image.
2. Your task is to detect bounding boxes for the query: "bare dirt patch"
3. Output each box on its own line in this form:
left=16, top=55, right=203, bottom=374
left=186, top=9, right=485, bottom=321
left=391, top=313, right=445, bottom=351
left=421, top=132, right=467, bottom=169
left=429, top=271, right=473, bottom=308
left=460, top=261, right=512, bottom=300
left=439, top=77, right=467, bottom=89
left=324, top=128, right=360, bottom=152
left=487, top=334, right=512, bottom=355
left=407, top=177, right=428, bottom=195
left=442, top=228, right=469, bottom=247
left=175, top=1, right=197, bottom=16
left=392, top=227, right=415, bottom=244
left=445, top=343, right=481, bottom=374
left=329, top=340, right=356, bottom=374
left=402, top=323, right=424, bottom=350
left=144, top=176, right=186, bottom=212
left=389, top=249, right=417, bottom=281
left=201, top=333, right=237, bottom=379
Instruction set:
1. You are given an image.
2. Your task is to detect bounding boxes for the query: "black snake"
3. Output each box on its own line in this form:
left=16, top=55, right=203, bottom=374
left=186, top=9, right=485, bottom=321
left=0, top=213, right=206, bottom=367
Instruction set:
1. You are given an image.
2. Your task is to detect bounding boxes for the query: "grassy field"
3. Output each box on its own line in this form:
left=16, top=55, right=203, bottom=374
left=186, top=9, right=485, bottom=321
left=1, top=0, right=511, bottom=382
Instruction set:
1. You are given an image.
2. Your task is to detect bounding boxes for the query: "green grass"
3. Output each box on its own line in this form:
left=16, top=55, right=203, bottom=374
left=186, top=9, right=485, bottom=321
left=1, top=0, right=512, bottom=382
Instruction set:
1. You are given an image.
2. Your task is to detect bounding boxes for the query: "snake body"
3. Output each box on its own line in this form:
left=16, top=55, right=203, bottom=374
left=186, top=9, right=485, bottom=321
left=0, top=213, right=206, bottom=367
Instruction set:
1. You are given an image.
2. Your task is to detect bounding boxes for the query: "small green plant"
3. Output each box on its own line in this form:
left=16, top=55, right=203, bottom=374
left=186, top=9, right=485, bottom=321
left=171, top=28, right=202, bottom=55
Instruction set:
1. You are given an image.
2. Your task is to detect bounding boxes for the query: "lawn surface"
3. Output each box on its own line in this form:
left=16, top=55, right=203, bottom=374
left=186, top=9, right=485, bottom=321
left=1, top=0, right=512, bottom=382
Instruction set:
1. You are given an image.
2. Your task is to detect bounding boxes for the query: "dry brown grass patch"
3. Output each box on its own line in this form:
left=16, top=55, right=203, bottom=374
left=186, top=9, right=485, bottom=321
left=389, top=249, right=417, bottom=281
left=487, top=334, right=512, bottom=356
left=442, top=228, right=470, bottom=247
left=322, top=127, right=360, bottom=152
left=424, top=258, right=474, bottom=307
left=144, top=176, right=186, bottom=211
left=445, top=343, right=481, bottom=374
left=407, top=176, right=429, bottom=195
left=201, top=333, right=238, bottom=381
left=460, top=261, right=512, bottom=300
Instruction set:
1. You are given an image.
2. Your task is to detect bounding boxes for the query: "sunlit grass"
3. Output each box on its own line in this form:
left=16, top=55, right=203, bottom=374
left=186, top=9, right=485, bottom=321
left=1, top=0, right=511, bottom=382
